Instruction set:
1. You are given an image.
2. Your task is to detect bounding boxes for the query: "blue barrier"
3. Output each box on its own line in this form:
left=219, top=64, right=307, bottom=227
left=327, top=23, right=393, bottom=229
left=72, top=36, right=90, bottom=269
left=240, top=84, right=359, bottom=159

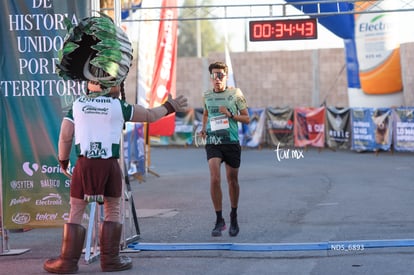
left=127, top=239, right=414, bottom=252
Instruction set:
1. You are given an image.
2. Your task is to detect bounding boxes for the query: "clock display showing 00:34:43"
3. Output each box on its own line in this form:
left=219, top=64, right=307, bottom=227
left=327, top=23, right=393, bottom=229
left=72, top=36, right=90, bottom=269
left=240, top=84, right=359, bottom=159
left=249, top=18, right=318, bottom=41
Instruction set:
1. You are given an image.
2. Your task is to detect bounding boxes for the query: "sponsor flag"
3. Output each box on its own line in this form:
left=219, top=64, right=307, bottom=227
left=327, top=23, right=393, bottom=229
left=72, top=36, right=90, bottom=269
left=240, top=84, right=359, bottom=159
left=148, top=0, right=178, bottom=136
left=393, top=107, right=414, bottom=152
left=137, top=1, right=160, bottom=108
left=265, top=107, right=294, bottom=147
left=243, top=108, right=266, bottom=148
left=225, top=43, right=236, bottom=87
left=168, top=110, right=195, bottom=146
left=325, top=107, right=351, bottom=149
left=294, top=107, right=325, bottom=148
left=351, top=108, right=393, bottom=151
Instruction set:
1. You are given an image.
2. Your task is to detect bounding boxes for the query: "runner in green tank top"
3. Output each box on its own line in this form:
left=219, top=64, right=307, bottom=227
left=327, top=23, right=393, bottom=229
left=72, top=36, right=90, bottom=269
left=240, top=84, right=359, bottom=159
left=200, top=61, right=250, bottom=237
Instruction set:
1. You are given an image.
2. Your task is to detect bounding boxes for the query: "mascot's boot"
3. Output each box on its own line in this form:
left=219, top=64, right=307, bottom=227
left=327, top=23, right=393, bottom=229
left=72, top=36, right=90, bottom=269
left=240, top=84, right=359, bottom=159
left=43, top=223, right=86, bottom=274
left=100, top=221, right=132, bottom=272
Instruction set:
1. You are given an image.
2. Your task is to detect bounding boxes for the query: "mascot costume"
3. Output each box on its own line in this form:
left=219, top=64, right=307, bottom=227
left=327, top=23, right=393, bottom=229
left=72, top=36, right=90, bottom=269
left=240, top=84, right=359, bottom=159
left=44, top=14, right=134, bottom=274
left=43, top=14, right=188, bottom=273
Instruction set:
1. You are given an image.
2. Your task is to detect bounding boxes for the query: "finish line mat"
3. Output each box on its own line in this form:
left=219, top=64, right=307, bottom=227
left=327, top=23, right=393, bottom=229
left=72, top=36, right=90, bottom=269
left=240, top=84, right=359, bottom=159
left=127, top=239, right=414, bottom=252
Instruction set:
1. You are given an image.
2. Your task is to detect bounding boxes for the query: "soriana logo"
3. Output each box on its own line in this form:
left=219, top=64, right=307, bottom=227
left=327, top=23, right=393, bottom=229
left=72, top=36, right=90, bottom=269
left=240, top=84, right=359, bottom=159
left=22, top=162, right=39, bottom=176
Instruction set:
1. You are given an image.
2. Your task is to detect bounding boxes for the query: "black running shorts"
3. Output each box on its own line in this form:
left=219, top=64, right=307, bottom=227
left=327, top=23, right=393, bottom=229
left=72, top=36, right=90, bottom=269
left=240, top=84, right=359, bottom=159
left=205, top=143, right=241, bottom=168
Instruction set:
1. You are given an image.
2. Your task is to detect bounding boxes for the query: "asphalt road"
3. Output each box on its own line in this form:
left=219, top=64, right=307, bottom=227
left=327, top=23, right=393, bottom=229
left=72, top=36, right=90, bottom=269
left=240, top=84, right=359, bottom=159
left=1, top=146, right=414, bottom=275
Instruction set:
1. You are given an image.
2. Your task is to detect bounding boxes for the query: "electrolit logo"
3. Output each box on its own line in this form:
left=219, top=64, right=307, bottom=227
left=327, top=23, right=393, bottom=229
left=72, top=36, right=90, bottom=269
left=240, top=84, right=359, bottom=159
left=355, top=12, right=397, bottom=72
left=358, top=14, right=393, bottom=33
left=22, top=162, right=39, bottom=176
left=353, top=1, right=403, bottom=97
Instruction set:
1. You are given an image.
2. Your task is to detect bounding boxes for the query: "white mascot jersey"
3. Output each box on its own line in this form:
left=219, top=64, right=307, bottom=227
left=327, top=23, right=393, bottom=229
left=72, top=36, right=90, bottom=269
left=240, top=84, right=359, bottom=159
left=65, top=95, right=133, bottom=159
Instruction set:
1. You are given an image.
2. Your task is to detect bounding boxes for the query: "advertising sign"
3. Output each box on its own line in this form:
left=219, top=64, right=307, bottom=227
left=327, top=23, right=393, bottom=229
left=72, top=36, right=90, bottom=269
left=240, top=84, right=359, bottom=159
left=1, top=0, right=89, bottom=229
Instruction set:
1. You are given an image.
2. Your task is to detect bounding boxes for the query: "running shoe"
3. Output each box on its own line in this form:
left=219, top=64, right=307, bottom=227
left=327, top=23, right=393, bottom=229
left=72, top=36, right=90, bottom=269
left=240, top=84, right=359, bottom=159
left=229, top=216, right=239, bottom=237
left=211, top=218, right=226, bottom=237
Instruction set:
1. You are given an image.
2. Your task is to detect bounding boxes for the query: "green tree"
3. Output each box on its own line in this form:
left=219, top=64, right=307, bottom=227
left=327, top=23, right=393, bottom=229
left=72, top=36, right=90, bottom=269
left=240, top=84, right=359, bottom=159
left=178, top=0, right=224, bottom=57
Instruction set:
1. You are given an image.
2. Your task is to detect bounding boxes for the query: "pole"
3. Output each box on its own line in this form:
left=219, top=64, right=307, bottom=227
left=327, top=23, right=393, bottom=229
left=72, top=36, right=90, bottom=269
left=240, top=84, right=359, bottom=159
left=91, top=0, right=99, bottom=15
left=196, top=4, right=201, bottom=58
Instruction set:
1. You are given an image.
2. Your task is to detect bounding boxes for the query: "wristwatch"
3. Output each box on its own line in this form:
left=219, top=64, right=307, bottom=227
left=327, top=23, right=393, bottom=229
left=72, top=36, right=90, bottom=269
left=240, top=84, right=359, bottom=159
left=229, top=111, right=234, bottom=119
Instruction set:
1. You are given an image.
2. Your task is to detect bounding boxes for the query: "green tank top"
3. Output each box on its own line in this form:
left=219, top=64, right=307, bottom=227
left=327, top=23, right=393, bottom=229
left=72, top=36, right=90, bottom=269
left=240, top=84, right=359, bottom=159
left=203, top=87, right=248, bottom=145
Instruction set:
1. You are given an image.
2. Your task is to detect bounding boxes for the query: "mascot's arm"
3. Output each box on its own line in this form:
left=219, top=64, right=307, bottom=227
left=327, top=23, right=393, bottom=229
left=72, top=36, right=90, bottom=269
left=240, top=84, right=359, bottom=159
left=58, top=119, right=74, bottom=161
left=130, top=94, right=188, bottom=123
left=131, top=104, right=168, bottom=123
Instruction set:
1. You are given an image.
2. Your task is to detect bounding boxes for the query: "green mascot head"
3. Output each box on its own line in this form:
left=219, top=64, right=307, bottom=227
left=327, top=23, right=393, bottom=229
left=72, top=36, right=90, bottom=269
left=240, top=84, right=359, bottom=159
left=57, top=13, right=133, bottom=95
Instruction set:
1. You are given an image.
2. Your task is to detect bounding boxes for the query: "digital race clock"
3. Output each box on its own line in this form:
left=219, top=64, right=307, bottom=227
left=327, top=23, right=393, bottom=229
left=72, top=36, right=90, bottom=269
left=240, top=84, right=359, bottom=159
left=249, top=18, right=318, bottom=41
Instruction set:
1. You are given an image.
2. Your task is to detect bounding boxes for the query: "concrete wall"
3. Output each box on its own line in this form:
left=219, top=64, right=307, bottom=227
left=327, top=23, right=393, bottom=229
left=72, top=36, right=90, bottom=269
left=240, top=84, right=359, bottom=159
left=125, top=42, right=414, bottom=109
left=176, top=42, right=414, bottom=109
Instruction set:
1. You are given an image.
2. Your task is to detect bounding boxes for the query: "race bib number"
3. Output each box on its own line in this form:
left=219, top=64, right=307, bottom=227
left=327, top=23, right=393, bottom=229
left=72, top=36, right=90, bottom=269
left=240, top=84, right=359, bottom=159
left=210, top=115, right=229, bottom=131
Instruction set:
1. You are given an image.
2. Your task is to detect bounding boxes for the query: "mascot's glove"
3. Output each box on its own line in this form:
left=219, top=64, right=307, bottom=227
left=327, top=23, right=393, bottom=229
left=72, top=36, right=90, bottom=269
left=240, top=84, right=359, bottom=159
left=163, top=94, right=188, bottom=115
left=59, top=159, right=69, bottom=171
